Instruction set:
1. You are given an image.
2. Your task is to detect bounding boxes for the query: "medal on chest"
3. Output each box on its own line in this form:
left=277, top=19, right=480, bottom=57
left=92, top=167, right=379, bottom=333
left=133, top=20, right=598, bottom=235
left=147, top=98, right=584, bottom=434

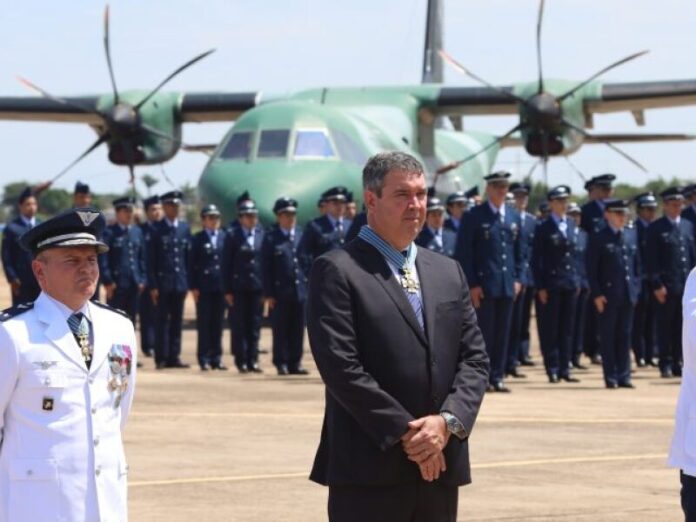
left=108, top=344, right=133, bottom=408
left=399, top=267, right=420, bottom=294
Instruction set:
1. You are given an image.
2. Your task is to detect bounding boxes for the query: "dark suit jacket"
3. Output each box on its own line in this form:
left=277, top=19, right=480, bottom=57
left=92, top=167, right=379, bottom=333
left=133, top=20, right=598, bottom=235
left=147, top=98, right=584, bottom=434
left=188, top=229, right=226, bottom=292
left=586, top=226, right=641, bottom=305
left=307, top=238, right=489, bottom=487
left=645, top=216, right=696, bottom=295
left=580, top=200, right=606, bottom=235
left=222, top=225, right=264, bottom=293
left=531, top=216, right=580, bottom=292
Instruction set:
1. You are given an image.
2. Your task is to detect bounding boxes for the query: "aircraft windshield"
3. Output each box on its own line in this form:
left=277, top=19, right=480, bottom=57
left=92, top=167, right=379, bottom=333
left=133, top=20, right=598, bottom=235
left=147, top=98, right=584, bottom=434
left=294, top=130, right=335, bottom=158
left=219, top=132, right=252, bottom=160
left=258, top=130, right=290, bottom=158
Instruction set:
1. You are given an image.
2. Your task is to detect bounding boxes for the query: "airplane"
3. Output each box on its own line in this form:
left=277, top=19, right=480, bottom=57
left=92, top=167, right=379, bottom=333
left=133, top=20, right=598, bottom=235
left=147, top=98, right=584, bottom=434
left=2, top=1, right=696, bottom=224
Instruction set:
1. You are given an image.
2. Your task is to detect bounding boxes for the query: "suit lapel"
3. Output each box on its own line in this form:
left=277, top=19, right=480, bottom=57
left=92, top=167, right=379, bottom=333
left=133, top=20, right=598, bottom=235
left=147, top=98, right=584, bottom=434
left=34, top=294, right=87, bottom=372
left=356, top=240, right=427, bottom=347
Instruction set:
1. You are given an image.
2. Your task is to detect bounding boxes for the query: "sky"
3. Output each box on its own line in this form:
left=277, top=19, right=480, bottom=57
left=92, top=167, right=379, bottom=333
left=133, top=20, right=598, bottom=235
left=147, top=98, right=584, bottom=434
left=0, top=0, right=695, bottom=196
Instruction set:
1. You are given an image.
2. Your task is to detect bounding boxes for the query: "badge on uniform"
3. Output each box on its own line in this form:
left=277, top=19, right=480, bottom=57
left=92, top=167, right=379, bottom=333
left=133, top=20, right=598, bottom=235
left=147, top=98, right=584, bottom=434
left=42, top=397, right=54, bottom=411
left=108, top=344, right=132, bottom=408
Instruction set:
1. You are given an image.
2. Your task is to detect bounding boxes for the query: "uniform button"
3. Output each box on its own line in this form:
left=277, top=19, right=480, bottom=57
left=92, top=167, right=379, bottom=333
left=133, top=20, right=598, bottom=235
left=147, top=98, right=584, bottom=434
left=44, top=377, right=51, bottom=386
left=565, top=265, right=570, bottom=270
left=625, top=276, right=630, bottom=281
left=95, top=467, right=101, bottom=477
left=174, top=248, right=179, bottom=252
left=88, top=377, right=95, bottom=384
left=175, top=267, right=180, bottom=272
left=293, top=258, right=298, bottom=262
left=502, top=266, right=507, bottom=271
left=295, top=280, right=299, bottom=284
left=26, top=469, right=33, bottom=477
left=94, top=437, right=100, bottom=446
left=502, top=254, right=507, bottom=259
left=91, top=407, right=97, bottom=414
left=683, top=257, right=687, bottom=262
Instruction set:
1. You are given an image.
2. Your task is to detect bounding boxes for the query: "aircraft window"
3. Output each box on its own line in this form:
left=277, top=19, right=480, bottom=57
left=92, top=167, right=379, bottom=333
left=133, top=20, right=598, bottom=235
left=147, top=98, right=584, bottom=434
left=330, top=128, right=368, bottom=166
left=219, top=132, right=252, bottom=160
left=294, top=130, right=335, bottom=158
left=258, top=130, right=290, bottom=158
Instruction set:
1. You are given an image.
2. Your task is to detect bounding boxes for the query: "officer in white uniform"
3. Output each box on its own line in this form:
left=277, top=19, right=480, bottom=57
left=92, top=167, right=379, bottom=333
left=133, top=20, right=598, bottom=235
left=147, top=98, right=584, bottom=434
left=0, top=207, right=137, bottom=522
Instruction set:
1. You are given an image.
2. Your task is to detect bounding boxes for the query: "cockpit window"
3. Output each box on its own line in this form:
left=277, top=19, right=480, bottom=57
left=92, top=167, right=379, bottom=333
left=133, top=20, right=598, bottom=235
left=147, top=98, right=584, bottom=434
left=219, top=131, right=252, bottom=160
left=258, top=130, right=290, bottom=158
left=294, top=129, right=335, bottom=158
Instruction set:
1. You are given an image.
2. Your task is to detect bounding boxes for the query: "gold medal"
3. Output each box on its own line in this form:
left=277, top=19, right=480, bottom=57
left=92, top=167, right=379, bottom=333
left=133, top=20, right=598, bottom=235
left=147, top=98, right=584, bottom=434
left=399, top=267, right=420, bottom=294
left=77, top=331, right=91, bottom=363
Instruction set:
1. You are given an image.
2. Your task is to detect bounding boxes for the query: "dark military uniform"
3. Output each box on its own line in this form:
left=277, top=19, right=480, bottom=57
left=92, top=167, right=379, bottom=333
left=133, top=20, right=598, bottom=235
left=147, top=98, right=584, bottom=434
left=138, top=211, right=159, bottom=357
left=456, top=174, right=521, bottom=390
left=1, top=215, right=41, bottom=306
left=262, top=221, right=308, bottom=374
left=223, top=218, right=265, bottom=371
left=100, top=221, right=146, bottom=322
left=570, top=216, right=589, bottom=368
left=532, top=207, right=580, bottom=382
left=147, top=193, right=192, bottom=368
left=444, top=191, right=468, bottom=233
left=298, top=214, right=351, bottom=264
left=646, top=197, right=696, bottom=377
left=587, top=203, right=640, bottom=387
left=416, top=226, right=457, bottom=257
left=189, top=213, right=226, bottom=370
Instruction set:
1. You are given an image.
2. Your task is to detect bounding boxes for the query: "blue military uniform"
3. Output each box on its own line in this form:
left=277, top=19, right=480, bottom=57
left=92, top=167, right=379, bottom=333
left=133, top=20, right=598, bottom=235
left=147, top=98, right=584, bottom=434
left=681, top=184, right=696, bottom=237
left=1, top=189, right=41, bottom=306
left=645, top=187, right=696, bottom=377
left=568, top=204, right=589, bottom=369
left=632, top=193, right=658, bottom=367
left=262, top=198, right=309, bottom=375
left=455, top=172, right=521, bottom=391
left=100, top=197, right=146, bottom=322
left=146, top=190, right=192, bottom=369
left=298, top=186, right=352, bottom=265
left=444, top=191, right=469, bottom=233
left=586, top=200, right=641, bottom=388
left=416, top=196, right=457, bottom=257
left=223, top=200, right=265, bottom=372
left=531, top=186, right=580, bottom=383
left=189, top=204, right=226, bottom=370
left=138, top=195, right=161, bottom=357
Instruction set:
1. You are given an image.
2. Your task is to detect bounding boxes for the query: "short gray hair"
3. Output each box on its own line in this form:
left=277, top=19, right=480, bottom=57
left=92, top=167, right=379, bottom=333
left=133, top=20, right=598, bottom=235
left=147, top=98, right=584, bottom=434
left=363, top=151, right=425, bottom=197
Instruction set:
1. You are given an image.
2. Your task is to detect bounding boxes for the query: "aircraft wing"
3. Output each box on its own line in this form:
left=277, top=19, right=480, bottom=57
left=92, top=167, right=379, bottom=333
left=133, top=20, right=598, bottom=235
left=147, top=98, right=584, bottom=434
left=431, top=86, right=518, bottom=116
left=178, top=92, right=260, bottom=122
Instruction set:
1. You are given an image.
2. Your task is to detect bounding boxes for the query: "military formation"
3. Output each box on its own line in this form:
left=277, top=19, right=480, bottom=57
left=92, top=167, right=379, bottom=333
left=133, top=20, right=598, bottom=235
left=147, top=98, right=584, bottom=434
left=2, top=175, right=694, bottom=389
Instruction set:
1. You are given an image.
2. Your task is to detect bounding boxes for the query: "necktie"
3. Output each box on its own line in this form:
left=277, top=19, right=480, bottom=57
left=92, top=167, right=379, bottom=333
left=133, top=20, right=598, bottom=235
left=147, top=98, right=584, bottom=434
left=337, top=219, right=344, bottom=238
left=400, top=251, right=424, bottom=330
left=68, top=312, right=92, bottom=368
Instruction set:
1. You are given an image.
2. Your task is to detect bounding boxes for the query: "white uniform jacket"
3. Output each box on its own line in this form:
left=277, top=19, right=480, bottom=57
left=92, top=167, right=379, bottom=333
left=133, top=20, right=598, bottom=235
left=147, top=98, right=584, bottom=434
left=0, top=292, right=137, bottom=522
left=669, top=267, right=696, bottom=477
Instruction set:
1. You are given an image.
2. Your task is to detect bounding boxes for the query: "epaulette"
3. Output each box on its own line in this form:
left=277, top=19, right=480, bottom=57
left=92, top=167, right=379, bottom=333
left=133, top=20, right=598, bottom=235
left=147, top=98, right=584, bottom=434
left=91, top=300, right=132, bottom=321
left=0, top=302, right=35, bottom=322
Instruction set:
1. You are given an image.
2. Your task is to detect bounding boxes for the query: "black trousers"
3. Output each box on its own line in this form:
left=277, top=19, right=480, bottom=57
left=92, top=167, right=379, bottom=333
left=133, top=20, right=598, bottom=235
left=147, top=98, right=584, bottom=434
left=506, top=288, right=525, bottom=372
left=655, top=293, right=683, bottom=374
left=139, top=288, right=156, bottom=355
left=537, top=288, right=576, bottom=378
left=597, top=300, right=633, bottom=386
left=682, top=471, right=696, bottom=522
left=328, top=482, right=458, bottom=522
left=107, top=286, right=139, bottom=323
left=475, top=295, right=513, bottom=385
left=196, top=291, right=225, bottom=368
left=632, top=282, right=657, bottom=363
left=583, top=298, right=600, bottom=358
left=271, top=298, right=306, bottom=370
left=231, top=290, right=263, bottom=368
left=572, top=288, right=588, bottom=362
left=519, top=285, right=534, bottom=361
left=154, top=290, right=186, bottom=365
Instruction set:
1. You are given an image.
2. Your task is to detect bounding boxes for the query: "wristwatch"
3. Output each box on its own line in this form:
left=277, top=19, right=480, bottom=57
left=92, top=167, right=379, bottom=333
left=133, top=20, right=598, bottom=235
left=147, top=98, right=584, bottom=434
left=440, top=411, right=467, bottom=440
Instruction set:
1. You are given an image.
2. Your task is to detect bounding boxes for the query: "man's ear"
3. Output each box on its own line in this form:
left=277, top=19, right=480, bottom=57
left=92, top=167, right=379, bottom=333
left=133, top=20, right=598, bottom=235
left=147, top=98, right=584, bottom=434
left=364, top=190, right=377, bottom=213
left=31, top=258, right=45, bottom=287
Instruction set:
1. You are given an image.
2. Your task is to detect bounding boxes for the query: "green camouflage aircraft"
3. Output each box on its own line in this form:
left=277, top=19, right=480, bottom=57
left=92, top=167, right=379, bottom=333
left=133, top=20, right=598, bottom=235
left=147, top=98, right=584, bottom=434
left=1, top=1, right=696, bottom=224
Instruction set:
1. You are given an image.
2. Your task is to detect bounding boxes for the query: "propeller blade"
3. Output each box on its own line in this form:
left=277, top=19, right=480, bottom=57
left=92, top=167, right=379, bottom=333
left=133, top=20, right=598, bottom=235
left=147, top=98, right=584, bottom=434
left=103, top=5, right=119, bottom=105
left=158, top=163, right=177, bottom=189
left=438, top=50, right=528, bottom=106
left=536, top=0, right=545, bottom=93
left=437, top=123, right=523, bottom=175
left=526, top=158, right=542, bottom=179
left=563, top=156, right=587, bottom=182
left=16, top=76, right=103, bottom=117
left=562, top=117, right=649, bottom=172
left=135, top=49, right=216, bottom=110
left=50, top=134, right=110, bottom=183
left=557, top=50, right=649, bottom=102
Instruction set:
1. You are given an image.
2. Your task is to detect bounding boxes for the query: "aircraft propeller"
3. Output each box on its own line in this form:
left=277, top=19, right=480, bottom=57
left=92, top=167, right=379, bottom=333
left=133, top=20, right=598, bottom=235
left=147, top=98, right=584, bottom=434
left=17, top=5, right=215, bottom=195
left=436, top=0, right=649, bottom=185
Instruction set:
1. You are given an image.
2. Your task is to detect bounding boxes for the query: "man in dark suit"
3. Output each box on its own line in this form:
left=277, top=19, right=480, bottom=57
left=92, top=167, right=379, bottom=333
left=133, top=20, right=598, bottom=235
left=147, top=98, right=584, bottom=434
left=415, top=196, right=457, bottom=258
left=632, top=192, right=658, bottom=367
left=189, top=204, right=227, bottom=371
left=147, top=190, right=192, bottom=369
left=586, top=199, right=641, bottom=388
left=262, top=197, right=309, bottom=375
left=223, top=198, right=265, bottom=373
left=1, top=187, right=41, bottom=306
left=646, top=187, right=696, bottom=378
left=298, top=186, right=352, bottom=266
left=138, top=195, right=162, bottom=357
left=455, top=171, right=521, bottom=392
left=307, top=151, right=488, bottom=522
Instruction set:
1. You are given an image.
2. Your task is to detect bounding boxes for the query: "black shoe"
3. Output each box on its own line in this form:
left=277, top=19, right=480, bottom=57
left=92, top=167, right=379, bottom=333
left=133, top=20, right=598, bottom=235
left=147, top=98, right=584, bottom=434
left=259, top=349, right=269, bottom=354
left=237, top=364, right=249, bottom=374
left=167, top=360, right=191, bottom=369
left=636, top=358, right=647, bottom=368
left=137, top=361, right=143, bottom=368
left=250, top=363, right=263, bottom=373
left=560, top=375, right=580, bottom=383
left=200, top=364, right=210, bottom=371
left=277, top=365, right=289, bottom=376
left=211, top=364, right=228, bottom=371
left=618, top=382, right=635, bottom=389
left=673, top=368, right=683, bottom=377
left=519, top=358, right=535, bottom=367
left=606, top=382, right=618, bottom=389
left=289, top=367, right=309, bottom=375
left=590, top=355, right=602, bottom=365
left=156, top=361, right=167, bottom=370
left=492, top=382, right=511, bottom=393
left=143, top=349, right=154, bottom=358
left=506, top=368, right=527, bottom=378
left=648, top=359, right=659, bottom=367
left=572, top=359, right=589, bottom=370
left=661, top=369, right=673, bottom=378
left=548, top=374, right=559, bottom=384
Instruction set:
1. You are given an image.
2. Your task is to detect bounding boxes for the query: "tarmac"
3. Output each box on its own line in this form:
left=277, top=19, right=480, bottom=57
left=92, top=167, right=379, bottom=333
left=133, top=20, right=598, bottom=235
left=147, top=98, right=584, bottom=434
left=0, top=284, right=686, bottom=521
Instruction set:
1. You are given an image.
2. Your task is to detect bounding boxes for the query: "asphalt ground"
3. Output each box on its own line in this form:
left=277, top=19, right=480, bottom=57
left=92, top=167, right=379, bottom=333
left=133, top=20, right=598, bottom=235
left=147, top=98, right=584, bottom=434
left=0, top=283, right=686, bottom=521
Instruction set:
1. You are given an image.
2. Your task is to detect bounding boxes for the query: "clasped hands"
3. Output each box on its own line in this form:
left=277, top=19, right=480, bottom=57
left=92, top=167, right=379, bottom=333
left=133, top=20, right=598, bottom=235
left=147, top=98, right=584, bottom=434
left=401, top=415, right=450, bottom=482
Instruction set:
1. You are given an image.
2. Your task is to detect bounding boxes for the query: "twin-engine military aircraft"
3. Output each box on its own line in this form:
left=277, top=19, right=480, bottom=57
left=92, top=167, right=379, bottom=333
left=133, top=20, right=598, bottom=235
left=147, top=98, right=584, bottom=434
left=1, top=0, right=696, bottom=223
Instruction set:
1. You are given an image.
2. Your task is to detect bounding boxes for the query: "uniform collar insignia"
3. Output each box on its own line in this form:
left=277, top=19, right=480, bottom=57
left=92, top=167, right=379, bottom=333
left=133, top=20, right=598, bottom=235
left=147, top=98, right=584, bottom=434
left=77, top=211, right=99, bottom=226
